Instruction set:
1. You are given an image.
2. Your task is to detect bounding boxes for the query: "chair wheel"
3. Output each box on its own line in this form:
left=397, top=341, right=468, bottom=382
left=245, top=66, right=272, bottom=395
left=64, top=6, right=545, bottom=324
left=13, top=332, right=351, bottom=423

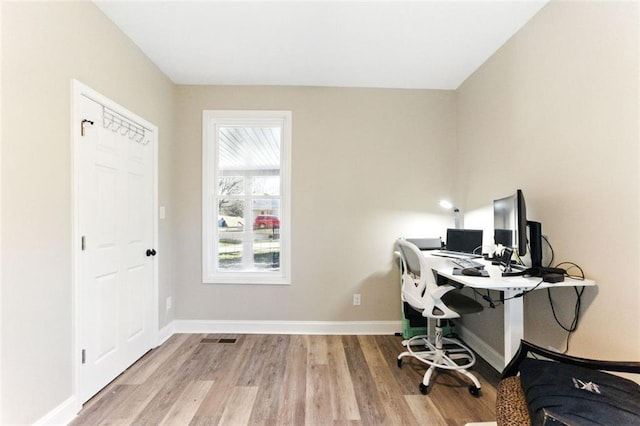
left=419, top=383, right=429, bottom=395
left=468, top=384, right=481, bottom=397
left=397, top=358, right=403, bottom=368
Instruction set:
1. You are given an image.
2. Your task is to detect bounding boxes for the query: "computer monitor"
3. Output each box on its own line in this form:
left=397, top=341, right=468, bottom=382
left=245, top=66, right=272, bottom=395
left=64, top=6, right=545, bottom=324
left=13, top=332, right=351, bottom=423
left=445, top=228, right=483, bottom=255
left=493, top=189, right=543, bottom=270
left=493, top=190, right=526, bottom=256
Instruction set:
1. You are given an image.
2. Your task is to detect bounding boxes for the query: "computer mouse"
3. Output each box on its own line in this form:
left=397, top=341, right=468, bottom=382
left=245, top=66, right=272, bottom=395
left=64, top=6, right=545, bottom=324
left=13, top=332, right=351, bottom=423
left=462, top=267, right=482, bottom=276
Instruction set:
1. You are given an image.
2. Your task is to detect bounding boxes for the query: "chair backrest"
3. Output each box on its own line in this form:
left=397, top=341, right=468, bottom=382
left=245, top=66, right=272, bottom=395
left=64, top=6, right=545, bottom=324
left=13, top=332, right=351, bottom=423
left=395, top=239, right=460, bottom=319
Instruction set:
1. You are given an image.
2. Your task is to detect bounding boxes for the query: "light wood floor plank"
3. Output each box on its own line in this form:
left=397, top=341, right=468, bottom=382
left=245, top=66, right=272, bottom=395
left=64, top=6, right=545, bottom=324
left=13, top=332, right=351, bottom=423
left=70, top=385, right=136, bottom=426
left=217, top=386, right=259, bottom=426
left=326, top=335, right=361, bottom=422
left=275, top=334, right=308, bottom=426
left=116, top=333, right=192, bottom=386
left=358, top=335, right=420, bottom=425
left=159, top=380, right=214, bottom=425
left=341, top=335, right=388, bottom=425
left=246, top=335, right=290, bottom=424
left=305, top=363, right=333, bottom=426
left=115, top=334, right=206, bottom=423
left=405, top=394, right=449, bottom=426
left=130, top=337, right=216, bottom=424
left=307, top=334, right=329, bottom=365
left=72, top=334, right=497, bottom=426
left=420, top=371, right=495, bottom=425
left=373, top=334, right=426, bottom=395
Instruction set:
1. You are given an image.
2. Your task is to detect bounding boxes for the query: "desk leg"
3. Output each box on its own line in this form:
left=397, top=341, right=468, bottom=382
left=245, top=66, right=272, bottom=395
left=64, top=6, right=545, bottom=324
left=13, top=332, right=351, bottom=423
left=503, top=290, right=524, bottom=367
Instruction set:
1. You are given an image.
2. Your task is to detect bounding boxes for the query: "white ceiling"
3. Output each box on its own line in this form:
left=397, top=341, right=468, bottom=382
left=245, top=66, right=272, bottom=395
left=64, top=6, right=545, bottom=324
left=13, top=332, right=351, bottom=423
left=95, top=1, right=549, bottom=90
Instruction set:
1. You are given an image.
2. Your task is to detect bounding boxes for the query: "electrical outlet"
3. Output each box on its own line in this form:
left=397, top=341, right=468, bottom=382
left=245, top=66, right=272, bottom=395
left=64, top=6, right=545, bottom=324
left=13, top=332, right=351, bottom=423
left=166, top=296, right=172, bottom=311
left=353, top=293, right=361, bottom=306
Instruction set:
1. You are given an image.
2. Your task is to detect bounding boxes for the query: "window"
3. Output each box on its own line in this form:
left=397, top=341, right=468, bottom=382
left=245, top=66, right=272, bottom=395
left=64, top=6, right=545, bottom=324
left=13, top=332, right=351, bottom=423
left=203, top=110, right=291, bottom=284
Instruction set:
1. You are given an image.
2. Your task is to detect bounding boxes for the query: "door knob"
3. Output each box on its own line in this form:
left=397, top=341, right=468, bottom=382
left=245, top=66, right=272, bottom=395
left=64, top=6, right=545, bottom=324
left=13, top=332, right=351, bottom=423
left=146, top=249, right=157, bottom=257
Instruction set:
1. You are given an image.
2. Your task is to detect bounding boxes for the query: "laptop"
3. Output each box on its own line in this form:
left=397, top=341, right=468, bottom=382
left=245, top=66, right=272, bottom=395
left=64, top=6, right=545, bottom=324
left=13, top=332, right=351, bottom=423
left=433, top=228, right=483, bottom=258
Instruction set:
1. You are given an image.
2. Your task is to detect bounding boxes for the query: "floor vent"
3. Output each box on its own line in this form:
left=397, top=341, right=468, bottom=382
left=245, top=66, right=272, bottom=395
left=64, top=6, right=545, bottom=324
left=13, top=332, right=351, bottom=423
left=201, top=338, right=237, bottom=344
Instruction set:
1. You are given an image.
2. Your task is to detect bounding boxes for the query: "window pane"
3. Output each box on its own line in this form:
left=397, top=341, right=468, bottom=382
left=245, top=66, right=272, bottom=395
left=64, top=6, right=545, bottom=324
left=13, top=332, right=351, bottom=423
left=218, top=204, right=244, bottom=230
left=218, top=235, right=242, bottom=270
left=218, top=176, right=244, bottom=196
left=218, top=201, right=244, bottom=227
left=253, top=237, right=280, bottom=270
left=253, top=199, right=280, bottom=231
left=252, top=175, right=280, bottom=196
left=218, top=127, right=281, bottom=170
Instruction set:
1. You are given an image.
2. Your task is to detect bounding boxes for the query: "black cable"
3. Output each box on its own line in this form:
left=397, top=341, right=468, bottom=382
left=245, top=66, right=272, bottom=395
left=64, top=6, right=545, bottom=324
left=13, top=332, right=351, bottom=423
left=547, top=284, right=585, bottom=353
left=468, top=278, right=545, bottom=307
left=548, top=261, right=585, bottom=353
left=554, top=262, right=585, bottom=280
left=542, top=235, right=555, bottom=267
left=539, top=235, right=585, bottom=353
left=503, top=278, right=545, bottom=301
left=483, top=289, right=496, bottom=308
left=469, top=287, right=498, bottom=308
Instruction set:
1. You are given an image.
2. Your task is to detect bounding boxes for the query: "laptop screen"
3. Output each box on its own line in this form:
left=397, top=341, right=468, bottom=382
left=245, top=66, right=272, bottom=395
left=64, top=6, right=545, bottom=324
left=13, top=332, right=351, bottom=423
left=445, top=229, right=483, bottom=255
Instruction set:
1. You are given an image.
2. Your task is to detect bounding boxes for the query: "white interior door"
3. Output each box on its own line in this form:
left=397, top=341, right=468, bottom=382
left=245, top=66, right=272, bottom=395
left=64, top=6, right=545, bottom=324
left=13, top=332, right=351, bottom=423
left=75, top=88, right=157, bottom=404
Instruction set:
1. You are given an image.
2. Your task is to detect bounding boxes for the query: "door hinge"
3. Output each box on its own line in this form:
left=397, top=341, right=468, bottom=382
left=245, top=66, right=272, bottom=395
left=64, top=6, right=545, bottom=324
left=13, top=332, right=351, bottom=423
left=81, top=349, right=86, bottom=364
left=81, top=236, right=86, bottom=251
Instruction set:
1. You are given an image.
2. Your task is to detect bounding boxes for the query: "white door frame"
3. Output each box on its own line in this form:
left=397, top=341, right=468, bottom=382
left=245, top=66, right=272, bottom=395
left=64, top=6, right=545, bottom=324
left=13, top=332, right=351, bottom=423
left=70, top=79, right=159, bottom=408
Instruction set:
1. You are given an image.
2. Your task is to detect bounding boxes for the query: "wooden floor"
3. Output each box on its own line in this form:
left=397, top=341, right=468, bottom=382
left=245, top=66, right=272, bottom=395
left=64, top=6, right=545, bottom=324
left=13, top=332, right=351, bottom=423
left=72, top=334, right=498, bottom=425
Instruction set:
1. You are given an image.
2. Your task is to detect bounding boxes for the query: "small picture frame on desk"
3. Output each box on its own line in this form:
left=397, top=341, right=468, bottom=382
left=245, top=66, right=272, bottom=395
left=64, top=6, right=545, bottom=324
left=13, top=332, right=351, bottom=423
left=499, top=247, right=514, bottom=271
left=498, top=247, right=527, bottom=277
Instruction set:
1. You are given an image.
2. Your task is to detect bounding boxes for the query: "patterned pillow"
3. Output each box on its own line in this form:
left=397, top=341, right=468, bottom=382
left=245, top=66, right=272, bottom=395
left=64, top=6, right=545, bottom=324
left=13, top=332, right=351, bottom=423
left=496, top=376, right=531, bottom=426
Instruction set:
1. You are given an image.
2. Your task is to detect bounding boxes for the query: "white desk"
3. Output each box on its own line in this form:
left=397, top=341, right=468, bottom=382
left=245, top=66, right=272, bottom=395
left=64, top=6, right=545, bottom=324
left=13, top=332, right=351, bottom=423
left=424, top=252, right=596, bottom=367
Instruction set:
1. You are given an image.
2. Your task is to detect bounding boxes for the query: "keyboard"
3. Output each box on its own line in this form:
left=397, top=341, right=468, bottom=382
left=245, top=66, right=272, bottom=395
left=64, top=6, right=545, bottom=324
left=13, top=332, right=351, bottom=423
left=450, top=258, right=485, bottom=270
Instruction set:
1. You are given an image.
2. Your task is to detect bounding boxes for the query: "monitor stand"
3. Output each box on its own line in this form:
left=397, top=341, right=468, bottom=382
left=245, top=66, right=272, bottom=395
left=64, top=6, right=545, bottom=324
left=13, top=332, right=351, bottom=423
left=502, top=265, right=566, bottom=277
left=527, top=266, right=566, bottom=277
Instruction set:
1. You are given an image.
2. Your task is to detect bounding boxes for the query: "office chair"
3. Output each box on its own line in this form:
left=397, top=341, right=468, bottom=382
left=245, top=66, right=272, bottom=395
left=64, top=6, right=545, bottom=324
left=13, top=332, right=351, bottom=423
left=395, top=239, right=484, bottom=396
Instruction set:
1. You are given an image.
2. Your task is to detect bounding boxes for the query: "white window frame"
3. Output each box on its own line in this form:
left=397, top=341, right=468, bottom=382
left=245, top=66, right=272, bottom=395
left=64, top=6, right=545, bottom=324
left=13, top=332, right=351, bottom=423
left=202, top=110, right=292, bottom=284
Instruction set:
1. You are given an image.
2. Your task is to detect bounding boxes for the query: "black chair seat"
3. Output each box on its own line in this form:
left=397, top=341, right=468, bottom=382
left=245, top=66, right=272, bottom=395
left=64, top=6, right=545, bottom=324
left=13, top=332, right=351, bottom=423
left=442, top=291, right=484, bottom=315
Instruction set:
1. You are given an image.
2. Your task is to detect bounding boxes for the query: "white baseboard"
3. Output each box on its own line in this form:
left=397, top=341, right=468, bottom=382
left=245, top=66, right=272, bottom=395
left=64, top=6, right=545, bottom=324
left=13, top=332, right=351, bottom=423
left=457, top=324, right=505, bottom=372
left=157, top=321, right=175, bottom=346
left=171, top=319, right=402, bottom=336
left=34, top=396, right=80, bottom=426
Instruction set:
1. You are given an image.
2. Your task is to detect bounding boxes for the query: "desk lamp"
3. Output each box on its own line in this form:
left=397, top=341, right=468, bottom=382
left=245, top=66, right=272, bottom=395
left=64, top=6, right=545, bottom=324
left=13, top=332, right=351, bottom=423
left=439, top=200, right=462, bottom=229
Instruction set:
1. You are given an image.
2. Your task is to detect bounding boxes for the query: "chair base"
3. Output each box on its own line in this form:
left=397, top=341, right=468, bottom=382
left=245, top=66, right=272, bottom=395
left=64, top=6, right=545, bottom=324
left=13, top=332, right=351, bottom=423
left=397, top=334, right=482, bottom=396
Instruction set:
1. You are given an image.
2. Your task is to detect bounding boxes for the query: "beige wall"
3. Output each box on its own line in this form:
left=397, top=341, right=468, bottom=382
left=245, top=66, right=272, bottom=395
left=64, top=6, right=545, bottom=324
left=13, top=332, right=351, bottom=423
left=3, top=0, right=639, bottom=423
left=1, top=1, right=174, bottom=423
left=174, top=86, right=457, bottom=321
left=456, top=1, right=640, bottom=361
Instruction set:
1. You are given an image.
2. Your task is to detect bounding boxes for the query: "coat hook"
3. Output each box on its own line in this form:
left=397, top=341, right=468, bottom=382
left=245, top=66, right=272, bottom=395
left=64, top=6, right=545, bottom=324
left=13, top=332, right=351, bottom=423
left=81, top=119, right=94, bottom=137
